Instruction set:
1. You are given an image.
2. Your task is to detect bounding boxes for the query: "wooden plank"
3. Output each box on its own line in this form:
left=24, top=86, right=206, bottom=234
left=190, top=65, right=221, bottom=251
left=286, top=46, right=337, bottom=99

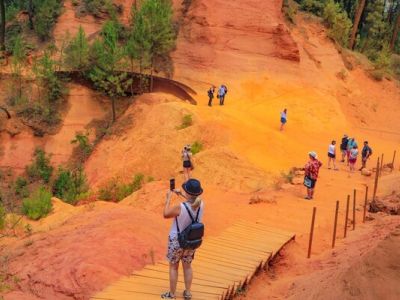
left=91, top=223, right=295, bottom=300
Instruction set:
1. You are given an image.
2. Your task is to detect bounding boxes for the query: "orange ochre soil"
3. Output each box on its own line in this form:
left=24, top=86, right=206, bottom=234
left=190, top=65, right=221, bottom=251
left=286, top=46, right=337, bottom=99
left=1, top=0, right=400, bottom=299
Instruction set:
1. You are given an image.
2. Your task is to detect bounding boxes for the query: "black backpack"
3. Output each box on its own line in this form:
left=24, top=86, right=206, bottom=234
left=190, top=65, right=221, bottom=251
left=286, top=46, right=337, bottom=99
left=176, top=202, right=204, bottom=250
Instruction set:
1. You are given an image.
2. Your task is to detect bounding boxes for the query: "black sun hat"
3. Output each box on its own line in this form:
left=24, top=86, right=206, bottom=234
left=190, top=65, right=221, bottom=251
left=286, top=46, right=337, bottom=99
left=182, top=179, right=203, bottom=196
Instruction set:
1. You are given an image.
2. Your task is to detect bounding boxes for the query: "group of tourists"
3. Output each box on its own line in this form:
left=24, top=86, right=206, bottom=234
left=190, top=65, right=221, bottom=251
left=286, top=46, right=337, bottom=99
left=161, top=145, right=203, bottom=299
left=207, top=84, right=228, bottom=106
left=328, top=135, right=373, bottom=172
left=303, top=135, right=373, bottom=200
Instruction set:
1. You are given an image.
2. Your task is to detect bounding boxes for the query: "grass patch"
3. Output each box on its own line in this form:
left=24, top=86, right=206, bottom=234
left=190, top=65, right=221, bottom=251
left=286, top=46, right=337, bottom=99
left=98, top=173, right=145, bottom=202
left=191, top=141, right=203, bottom=155
left=176, top=114, right=193, bottom=130
left=22, top=186, right=52, bottom=220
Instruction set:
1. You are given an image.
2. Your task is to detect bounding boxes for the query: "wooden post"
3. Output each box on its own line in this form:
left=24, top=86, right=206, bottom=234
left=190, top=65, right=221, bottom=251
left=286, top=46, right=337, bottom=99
left=363, top=185, right=368, bottom=223
left=372, top=157, right=380, bottom=203
left=380, top=153, right=384, bottom=176
left=353, top=189, right=356, bottom=230
left=391, top=150, right=396, bottom=172
left=332, top=201, right=339, bottom=248
left=307, top=207, right=317, bottom=258
left=344, top=195, right=350, bottom=238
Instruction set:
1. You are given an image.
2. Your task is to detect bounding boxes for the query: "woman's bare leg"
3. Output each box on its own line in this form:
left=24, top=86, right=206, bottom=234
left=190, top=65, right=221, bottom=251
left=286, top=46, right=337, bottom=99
left=169, top=262, right=179, bottom=296
left=182, top=261, right=193, bottom=293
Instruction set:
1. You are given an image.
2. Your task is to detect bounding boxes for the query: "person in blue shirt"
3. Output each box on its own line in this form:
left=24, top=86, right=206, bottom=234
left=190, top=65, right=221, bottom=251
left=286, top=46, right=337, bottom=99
left=280, top=108, right=287, bottom=131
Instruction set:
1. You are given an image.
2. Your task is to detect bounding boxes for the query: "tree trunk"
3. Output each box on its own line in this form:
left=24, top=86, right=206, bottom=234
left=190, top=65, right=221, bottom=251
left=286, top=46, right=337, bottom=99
left=28, top=0, right=34, bottom=30
left=111, top=97, right=116, bottom=122
left=349, top=0, right=366, bottom=50
left=0, top=0, right=5, bottom=51
left=0, top=106, right=11, bottom=119
left=390, top=11, right=400, bottom=51
left=150, top=58, right=154, bottom=93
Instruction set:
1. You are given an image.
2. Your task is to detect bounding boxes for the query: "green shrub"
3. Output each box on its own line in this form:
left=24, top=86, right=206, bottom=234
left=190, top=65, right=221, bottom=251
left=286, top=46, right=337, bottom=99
left=300, top=0, right=325, bottom=16
left=15, top=177, right=29, bottom=198
left=71, top=131, right=92, bottom=158
left=98, top=173, right=145, bottom=202
left=191, top=141, right=203, bottom=155
left=84, top=0, right=108, bottom=17
left=147, top=176, right=155, bottom=182
left=53, top=167, right=89, bottom=205
left=26, top=148, right=53, bottom=183
left=34, top=0, right=63, bottom=41
left=22, top=187, right=52, bottom=220
left=323, top=0, right=352, bottom=47
left=375, top=45, right=392, bottom=69
left=391, top=54, right=400, bottom=77
left=0, top=203, right=6, bottom=230
left=177, top=114, right=193, bottom=129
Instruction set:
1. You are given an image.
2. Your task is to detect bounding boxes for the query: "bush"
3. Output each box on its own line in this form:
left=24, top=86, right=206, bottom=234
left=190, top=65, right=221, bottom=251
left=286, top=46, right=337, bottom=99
left=177, top=114, right=193, bottom=130
left=98, top=173, right=145, bottom=202
left=26, top=148, right=53, bottom=183
left=375, top=45, right=391, bottom=69
left=323, top=0, right=352, bottom=47
left=0, top=203, right=6, bottom=230
left=22, top=187, right=52, bottom=220
left=391, top=54, right=400, bottom=77
left=191, top=141, right=203, bottom=155
left=71, top=132, right=92, bottom=159
left=53, top=167, right=89, bottom=205
left=15, top=177, right=29, bottom=198
left=34, top=0, right=63, bottom=41
left=84, top=0, right=108, bottom=17
left=300, top=0, right=325, bottom=16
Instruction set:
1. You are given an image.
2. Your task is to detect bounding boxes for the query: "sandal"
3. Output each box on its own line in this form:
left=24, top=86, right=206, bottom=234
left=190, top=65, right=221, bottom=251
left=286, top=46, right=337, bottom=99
left=161, top=292, right=176, bottom=299
left=183, top=290, right=192, bottom=300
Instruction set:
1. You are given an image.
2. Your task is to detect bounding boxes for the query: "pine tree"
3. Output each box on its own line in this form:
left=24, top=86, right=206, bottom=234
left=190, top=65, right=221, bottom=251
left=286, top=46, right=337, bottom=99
left=65, top=26, right=90, bottom=72
left=89, top=21, right=132, bottom=122
left=11, top=35, right=26, bottom=101
left=140, top=0, right=175, bottom=91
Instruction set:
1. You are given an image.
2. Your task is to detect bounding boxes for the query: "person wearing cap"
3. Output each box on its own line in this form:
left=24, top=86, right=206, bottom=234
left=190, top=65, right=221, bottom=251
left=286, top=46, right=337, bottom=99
left=162, top=179, right=205, bottom=300
left=340, top=134, right=349, bottom=162
left=182, top=145, right=193, bottom=181
left=304, top=151, right=323, bottom=200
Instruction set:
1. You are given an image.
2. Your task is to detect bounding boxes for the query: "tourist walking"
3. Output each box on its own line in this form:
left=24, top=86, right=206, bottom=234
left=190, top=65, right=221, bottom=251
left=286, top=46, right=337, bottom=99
left=218, top=84, right=228, bottom=105
left=162, top=179, right=205, bottom=300
left=207, top=86, right=215, bottom=107
left=327, top=140, right=338, bottom=170
left=182, top=145, right=193, bottom=181
left=340, top=134, right=349, bottom=162
left=360, top=141, right=372, bottom=170
left=349, top=145, right=359, bottom=172
left=303, top=151, right=323, bottom=200
left=280, top=108, right=287, bottom=131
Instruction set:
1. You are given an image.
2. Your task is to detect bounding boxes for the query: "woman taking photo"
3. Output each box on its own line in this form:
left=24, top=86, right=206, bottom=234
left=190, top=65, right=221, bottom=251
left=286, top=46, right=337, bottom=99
left=161, top=179, right=204, bottom=300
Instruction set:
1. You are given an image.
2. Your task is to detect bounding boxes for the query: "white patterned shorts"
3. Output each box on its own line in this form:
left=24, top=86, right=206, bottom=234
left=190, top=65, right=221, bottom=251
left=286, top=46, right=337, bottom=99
left=166, top=236, right=196, bottom=264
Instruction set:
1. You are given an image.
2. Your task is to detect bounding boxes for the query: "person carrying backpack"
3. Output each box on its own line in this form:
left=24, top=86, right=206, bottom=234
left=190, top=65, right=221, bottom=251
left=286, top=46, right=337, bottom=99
left=218, top=84, right=228, bottom=105
left=182, top=145, right=193, bottom=181
left=207, top=86, right=215, bottom=106
left=162, top=179, right=205, bottom=300
left=360, top=141, right=372, bottom=170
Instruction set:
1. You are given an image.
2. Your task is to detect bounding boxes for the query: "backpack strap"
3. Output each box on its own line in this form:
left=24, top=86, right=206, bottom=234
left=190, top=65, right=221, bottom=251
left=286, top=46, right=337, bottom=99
left=184, top=202, right=201, bottom=222
left=175, top=216, right=180, bottom=233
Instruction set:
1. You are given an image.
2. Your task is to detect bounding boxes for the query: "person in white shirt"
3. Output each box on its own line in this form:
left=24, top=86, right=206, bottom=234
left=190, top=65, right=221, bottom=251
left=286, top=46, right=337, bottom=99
left=162, top=179, right=204, bottom=300
left=327, top=140, right=338, bottom=170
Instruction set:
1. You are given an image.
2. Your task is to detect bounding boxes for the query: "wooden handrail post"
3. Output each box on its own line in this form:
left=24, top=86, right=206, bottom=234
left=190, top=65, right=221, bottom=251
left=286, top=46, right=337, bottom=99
left=307, top=207, right=317, bottom=258
left=353, top=189, right=356, bottom=230
left=380, top=153, right=384, bottom=176
left=372, top=157, right=380, bottom=203
left=363, top=185, right=368, bottom=223
left=391, top=150, right=396, bottom=172
left=332, top=201, right=339, bottom=248
left=344, top=195, right=350, bottom=238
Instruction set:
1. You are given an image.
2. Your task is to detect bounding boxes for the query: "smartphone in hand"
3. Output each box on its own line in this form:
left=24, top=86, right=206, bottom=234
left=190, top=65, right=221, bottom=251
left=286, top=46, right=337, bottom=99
left=169, top=178, right=175, bottom=191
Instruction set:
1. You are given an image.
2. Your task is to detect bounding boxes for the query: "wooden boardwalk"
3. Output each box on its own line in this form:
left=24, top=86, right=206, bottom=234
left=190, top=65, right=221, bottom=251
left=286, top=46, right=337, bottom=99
left=92, top=221, right=295, bottom=300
